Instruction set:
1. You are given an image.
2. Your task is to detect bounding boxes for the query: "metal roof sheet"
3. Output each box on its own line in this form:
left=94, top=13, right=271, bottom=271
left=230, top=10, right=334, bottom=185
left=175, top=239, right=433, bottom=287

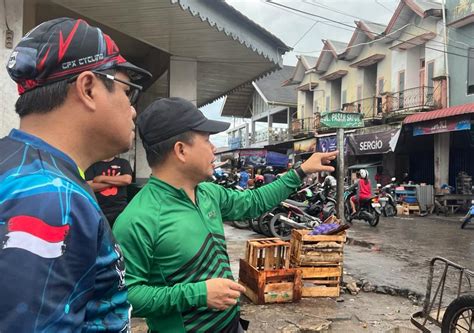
left=403, top=103, right=474, bottom=124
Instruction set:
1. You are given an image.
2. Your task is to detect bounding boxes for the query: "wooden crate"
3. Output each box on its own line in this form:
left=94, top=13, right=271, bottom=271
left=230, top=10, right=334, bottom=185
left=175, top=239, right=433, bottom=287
left=300, top=265, right=342, bottom=297
left=245, top=238, right=290, bottom=270
left=238, top=259, right=302, bottom=305
left=402, top=203, right=420, bottom=215
left=290, top=229, right=346, bottom=267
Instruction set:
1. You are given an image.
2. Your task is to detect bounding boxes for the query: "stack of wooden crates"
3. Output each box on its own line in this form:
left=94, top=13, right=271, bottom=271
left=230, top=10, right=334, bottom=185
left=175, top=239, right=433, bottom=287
left=290, top=229, right=346, bottom=297
left=238, top=238, right=302, bottom=305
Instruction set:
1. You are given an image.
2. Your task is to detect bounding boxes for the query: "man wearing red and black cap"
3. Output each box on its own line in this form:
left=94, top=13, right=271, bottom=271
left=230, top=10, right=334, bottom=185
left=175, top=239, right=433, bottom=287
left=0, top=17, right=151, bottom=332
left=113, top=97, right=338, bottom=332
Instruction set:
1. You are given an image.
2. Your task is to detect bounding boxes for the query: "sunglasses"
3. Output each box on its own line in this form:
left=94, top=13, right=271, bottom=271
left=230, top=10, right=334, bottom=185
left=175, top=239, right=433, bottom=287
left=68, top=70, right=143, bottom=105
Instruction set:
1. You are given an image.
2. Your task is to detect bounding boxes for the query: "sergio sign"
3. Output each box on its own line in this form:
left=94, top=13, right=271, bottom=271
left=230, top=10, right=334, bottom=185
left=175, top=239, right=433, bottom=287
left=320, top=111, right=364, bottom=129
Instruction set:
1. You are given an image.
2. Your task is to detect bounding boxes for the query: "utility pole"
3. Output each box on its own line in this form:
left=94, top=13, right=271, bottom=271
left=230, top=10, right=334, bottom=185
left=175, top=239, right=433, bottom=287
left=336, top=128, right=345, bottom=221
left=320, top=111, right=363, bottom=223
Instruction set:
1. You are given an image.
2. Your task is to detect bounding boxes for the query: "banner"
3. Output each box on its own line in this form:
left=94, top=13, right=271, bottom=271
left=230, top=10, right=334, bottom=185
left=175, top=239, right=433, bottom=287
left=348, top=128, right=401, bottom=155
left=317, top=136, right=349, bottom=154
left=239, top=149, right=266, bottom=167
left=293, top=138, right=316, bottom=154
left=413, top=116, right=471, bottom=136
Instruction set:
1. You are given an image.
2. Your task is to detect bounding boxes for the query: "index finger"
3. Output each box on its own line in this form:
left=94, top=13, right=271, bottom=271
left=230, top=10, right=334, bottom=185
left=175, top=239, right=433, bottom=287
left=228, top=281, right=246, bottom=293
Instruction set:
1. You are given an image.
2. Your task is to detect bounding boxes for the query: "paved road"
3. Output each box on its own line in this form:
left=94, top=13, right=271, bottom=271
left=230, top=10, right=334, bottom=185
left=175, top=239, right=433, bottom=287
left=345, top=214, right=474, bottom=297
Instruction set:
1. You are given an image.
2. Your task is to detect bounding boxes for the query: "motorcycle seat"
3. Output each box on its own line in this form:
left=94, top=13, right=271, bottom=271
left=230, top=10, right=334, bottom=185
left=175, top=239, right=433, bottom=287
left=284, top=199, right=309, bottom=208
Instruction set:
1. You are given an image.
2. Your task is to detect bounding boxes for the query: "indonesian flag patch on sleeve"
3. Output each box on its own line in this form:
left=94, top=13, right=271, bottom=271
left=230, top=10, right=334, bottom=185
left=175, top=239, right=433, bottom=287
left=3, top=216, right=70, bottom=258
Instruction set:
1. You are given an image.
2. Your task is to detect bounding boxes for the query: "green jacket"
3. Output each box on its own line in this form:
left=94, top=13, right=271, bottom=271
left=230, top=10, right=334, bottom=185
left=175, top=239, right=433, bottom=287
left=113, top=170, right=302, bottom=332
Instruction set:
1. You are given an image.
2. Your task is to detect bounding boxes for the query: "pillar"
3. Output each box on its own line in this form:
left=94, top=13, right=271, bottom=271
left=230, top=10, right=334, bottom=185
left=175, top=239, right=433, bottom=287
left=434, top=132, right=450, bottom=193
left=169, top=56, right=197, bottom=105
left=1, top=0, right=23, bottom=137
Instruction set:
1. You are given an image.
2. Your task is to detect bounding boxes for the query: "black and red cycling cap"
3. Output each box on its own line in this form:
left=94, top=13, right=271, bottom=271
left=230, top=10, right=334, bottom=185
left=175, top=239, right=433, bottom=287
left=6, top=17, right=152, bottom=95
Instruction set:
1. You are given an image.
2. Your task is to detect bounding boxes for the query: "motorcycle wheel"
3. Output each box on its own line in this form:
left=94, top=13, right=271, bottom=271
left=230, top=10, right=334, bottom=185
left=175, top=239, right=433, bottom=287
left=441, top=294, right=474, bottom=333
left=344, top=205, right=353, bottom=224
left=461, top=216, right=472, bottom=229
left=258, top=211, right=274, bottom=236
left=383, top=203, right=397, bottom=217
left=368, top=213, right=380, bottom=227
left=249, top=218, right=261, bottom=233
left=231, top=220, right=250, bottom=229
left=269, top=213, right=293, bottom=241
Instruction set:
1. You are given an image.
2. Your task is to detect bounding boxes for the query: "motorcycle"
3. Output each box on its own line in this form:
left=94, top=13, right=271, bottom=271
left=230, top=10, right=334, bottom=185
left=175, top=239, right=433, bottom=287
left=306, top=184, right=337, bottom=221
left=461, top=200, right=474, bottom=229
left=268, top=199, right=323, bottom=240
left=344, top=187, right=381, bottom=227
left=377, top=178, right=397, bottom=217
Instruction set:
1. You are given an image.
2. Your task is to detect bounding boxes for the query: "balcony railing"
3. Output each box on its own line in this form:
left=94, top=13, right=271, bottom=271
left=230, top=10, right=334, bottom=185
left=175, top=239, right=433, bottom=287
left=387, top=86, right=434, bottom=112
left=343, top=97, right=383, bottom=119
left=291, top=117, right=320, bottom=137
left=250, top=128, right=290, bottom=145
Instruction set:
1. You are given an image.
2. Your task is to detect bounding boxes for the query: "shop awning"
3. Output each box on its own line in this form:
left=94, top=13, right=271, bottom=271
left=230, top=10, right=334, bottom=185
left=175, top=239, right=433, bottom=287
left=403, top=102, right=474, bottom=124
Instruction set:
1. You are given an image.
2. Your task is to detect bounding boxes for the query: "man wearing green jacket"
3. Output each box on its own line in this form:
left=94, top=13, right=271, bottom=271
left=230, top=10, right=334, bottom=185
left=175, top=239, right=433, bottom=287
left=113, top=97, right=337, bottom=332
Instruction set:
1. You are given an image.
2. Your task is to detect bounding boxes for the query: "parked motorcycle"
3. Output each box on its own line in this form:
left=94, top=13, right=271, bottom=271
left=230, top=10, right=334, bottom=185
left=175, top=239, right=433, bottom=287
left=306, top=181, right=337, bottom=221
left=268, top=200, right=323, bottom=240
left=344, top=187, right=381, bottom=227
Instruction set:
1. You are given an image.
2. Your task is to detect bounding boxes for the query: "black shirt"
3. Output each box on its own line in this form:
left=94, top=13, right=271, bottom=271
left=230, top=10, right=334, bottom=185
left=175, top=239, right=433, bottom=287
left=85, top=157, right=132, bottom=215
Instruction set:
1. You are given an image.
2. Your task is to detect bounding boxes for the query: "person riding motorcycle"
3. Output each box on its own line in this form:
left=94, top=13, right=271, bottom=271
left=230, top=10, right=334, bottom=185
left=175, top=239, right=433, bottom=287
left=349, top=169, right=372, bottom=215
left=322, top=172, right=337, bottom=199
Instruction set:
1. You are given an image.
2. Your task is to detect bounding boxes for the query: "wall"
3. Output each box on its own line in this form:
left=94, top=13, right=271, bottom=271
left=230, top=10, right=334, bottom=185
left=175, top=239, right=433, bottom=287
left=445, top=2, right=474, bottom=107
left=0, top=0, right=23, bottom=137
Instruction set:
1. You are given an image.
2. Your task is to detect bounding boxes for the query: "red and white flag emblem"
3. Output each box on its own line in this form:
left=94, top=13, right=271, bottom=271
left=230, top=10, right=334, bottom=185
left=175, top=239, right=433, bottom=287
left=3, top=216, right=70, bottom=258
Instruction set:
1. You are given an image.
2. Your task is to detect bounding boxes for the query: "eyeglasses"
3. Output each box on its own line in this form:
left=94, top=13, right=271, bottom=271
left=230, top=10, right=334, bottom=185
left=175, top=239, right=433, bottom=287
left=67, top=70, right=143, bottom=106
left=92, top=71, right=143, bottom=106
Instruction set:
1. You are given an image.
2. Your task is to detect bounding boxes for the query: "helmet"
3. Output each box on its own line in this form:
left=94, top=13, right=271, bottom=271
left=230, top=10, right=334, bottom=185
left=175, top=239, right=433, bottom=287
left=359, top=169, right=368, bottom=179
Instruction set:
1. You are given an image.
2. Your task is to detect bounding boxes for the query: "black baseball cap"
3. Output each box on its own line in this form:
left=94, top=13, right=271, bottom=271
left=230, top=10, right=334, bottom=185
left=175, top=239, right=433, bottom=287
left=137, top=97, right=230, bottom=148
left=6, top=17, right=152, bottom=94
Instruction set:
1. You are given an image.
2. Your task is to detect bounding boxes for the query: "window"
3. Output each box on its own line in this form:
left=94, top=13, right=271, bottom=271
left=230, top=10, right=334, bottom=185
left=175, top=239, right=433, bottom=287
left=342, top=90, right=347, bottom=105
left=468, top=48, right=474, bottom=95
left=357, top=85, right=362, bottom=101
left=326, top=96, right=330, bottom=112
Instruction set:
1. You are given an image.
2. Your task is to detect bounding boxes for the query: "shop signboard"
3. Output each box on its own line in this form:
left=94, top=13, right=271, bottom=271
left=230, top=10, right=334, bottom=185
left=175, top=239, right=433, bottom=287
left=348, top=128, right=401, bottom=155
left=293, top=138, right=316, bottom=155
left=320, top=111, right=364, bottom=129
left=413, top=116, right=471, bottom=136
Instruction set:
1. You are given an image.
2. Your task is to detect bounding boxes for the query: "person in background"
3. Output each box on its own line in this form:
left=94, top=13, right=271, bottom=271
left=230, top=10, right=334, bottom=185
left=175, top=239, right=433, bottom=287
left=0, top=17, right=151, bottom=332
left=113, top=97, right=338, bottom=333
left=263, top=166, right=276, bottom=184
left=322, top=172, right=337, bottom=199
left=238, top=167, right=250, bottom=189
left=86, top=156, right=133, bottom=227
left=349, top=169, right=372, bottom=215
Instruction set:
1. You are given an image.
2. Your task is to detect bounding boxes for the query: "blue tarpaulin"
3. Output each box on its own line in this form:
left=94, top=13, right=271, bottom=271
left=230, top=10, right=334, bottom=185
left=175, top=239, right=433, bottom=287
left=266, top=151, right=289, bottom=167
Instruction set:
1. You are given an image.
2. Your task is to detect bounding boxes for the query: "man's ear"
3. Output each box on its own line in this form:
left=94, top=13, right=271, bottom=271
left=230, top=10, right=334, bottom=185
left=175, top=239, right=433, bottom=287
left=73, top=71, right=99, bottom=111
left=174, top=141, right=187, bottom=163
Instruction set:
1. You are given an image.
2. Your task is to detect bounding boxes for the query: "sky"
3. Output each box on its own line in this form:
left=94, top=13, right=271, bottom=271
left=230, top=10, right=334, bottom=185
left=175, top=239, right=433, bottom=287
left=201, top=0, right=399, bottom=147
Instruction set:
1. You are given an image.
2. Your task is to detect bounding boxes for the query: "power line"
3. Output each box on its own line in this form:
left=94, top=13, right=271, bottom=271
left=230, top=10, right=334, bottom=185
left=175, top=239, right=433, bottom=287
left=265, top=0, right=474, bottom=60
left=374, top=0, right=396, bottom=13
left=292, top=20, right=319, bottom=48
left=301, top=0, right=473, bottom=54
